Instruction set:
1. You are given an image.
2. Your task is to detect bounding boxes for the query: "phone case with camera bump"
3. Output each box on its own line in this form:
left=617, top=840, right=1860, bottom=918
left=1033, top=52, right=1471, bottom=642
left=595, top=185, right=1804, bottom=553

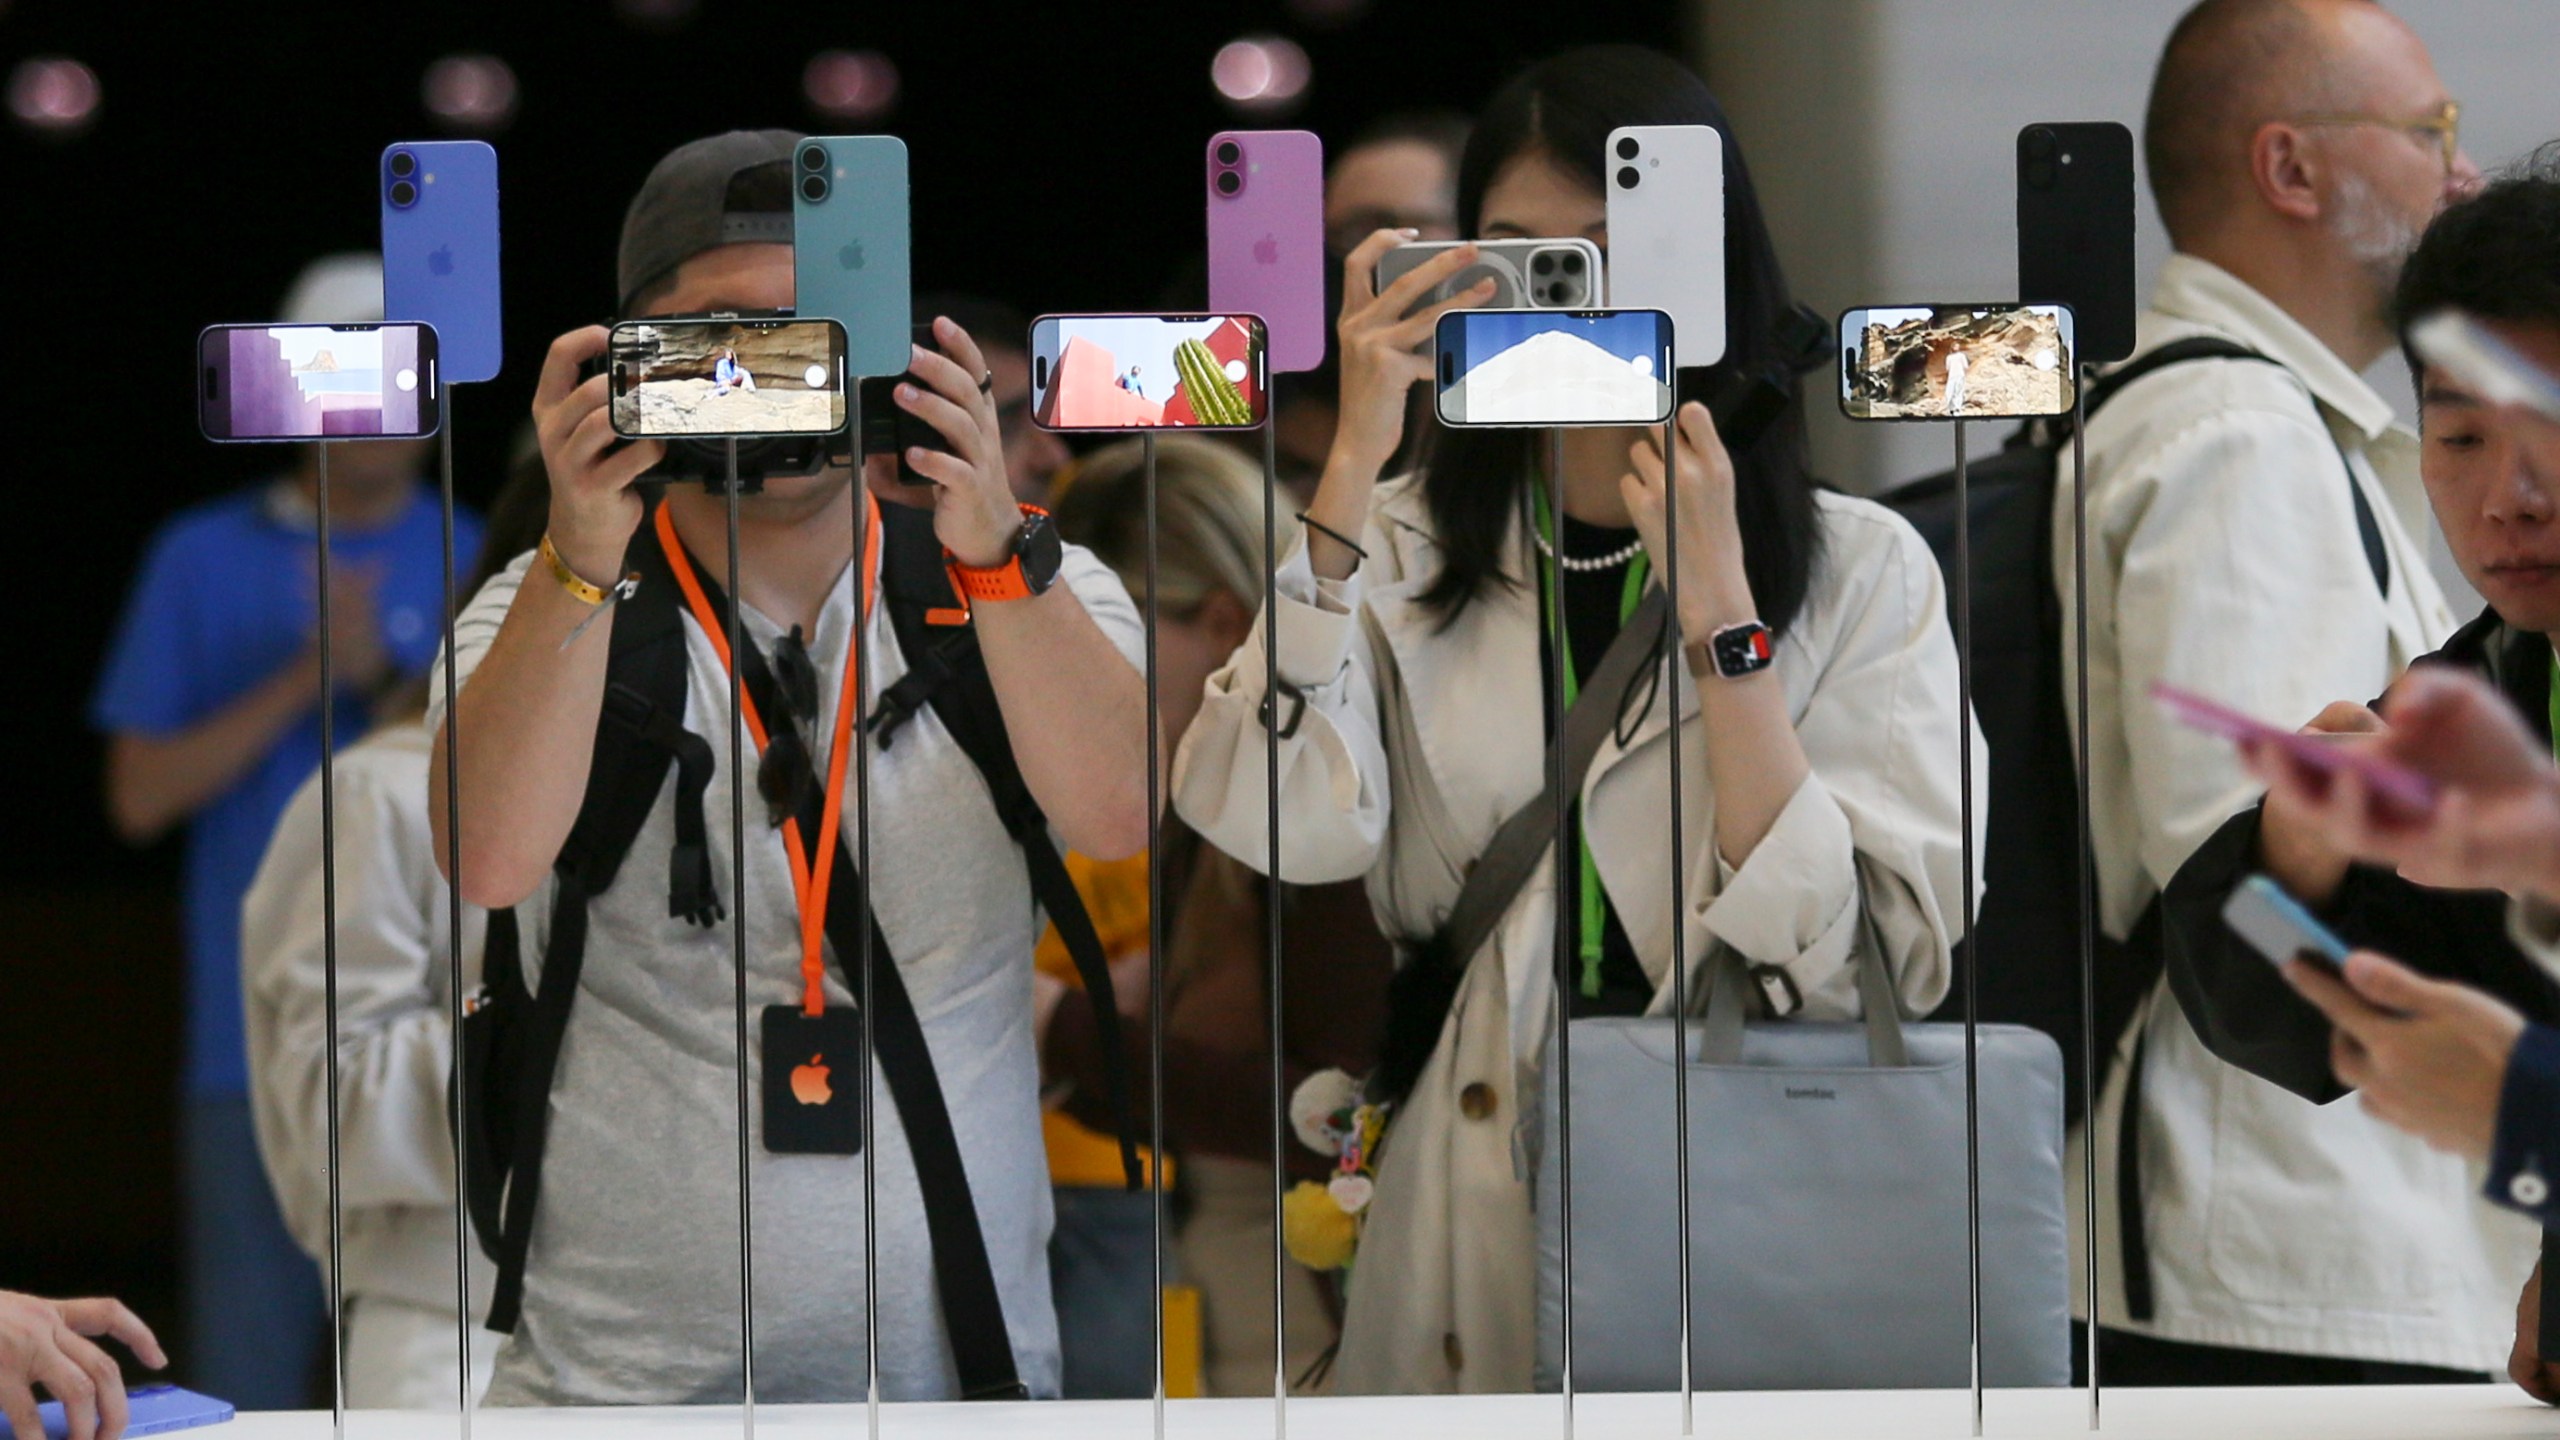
left=1605, top=125, right=1725, bottom=368
left=1374, top=238, right=1606, bottom=313
left=2017, top=121, right=2135, bottom=366
left=380, top=140, right=502, bottom=383
left=793, top=136, right=911, bottom=378
left=1207, top=130, right=1325, bottom=374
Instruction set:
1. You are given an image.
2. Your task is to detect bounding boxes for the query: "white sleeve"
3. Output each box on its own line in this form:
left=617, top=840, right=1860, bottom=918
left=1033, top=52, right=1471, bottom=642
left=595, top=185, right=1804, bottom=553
left=1055, top=540, right=1147, bottom=674
left=1171, top=537, right=1391, bottom=884
left=2110, top=408, right=2396, bottom=890
left=241, top=743, right=481, bottom=1267
left=424, top=554, right=531, bottom=740
left=1692, top=513, right=1974, bottom=1019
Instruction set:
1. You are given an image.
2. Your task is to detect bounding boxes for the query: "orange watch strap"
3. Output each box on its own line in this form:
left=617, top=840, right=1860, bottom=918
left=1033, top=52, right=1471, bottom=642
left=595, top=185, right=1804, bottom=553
left=943, top=504, right=1050, bottom=607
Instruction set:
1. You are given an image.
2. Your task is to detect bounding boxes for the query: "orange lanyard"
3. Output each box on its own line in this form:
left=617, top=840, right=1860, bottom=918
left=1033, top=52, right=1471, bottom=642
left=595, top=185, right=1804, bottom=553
left=653, top=498, right=882, bottom=1016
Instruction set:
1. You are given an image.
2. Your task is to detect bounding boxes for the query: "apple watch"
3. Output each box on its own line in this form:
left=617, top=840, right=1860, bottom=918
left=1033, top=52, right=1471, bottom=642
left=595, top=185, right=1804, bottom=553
left=1690, top=619, right=1775, bottom=679
left=947, top=505, right=1063, bottom=604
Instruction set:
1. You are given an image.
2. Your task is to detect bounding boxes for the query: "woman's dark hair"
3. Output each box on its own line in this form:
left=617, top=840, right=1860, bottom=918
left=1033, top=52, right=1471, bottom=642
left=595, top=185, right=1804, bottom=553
left=2394, top=141, right=2560, bottom=383
left=1414, top=45, right=1824, bottom=635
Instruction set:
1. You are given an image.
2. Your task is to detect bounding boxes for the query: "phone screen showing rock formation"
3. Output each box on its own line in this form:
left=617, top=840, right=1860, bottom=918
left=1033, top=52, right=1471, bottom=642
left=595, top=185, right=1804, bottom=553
left=1029, top=314, right=1268, bottom=431
left=1433, top=309, right=1675, bottom=427
left=1839, top=303, right=2076, bottom=420
left=607, top=318, right=849, bottom=438
left=201, top=324, right=433, bottom=440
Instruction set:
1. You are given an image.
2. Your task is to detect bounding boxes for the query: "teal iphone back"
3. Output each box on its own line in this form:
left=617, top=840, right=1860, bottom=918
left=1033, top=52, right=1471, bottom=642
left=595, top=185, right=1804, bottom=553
left=792, top=135, right=911, bottom=378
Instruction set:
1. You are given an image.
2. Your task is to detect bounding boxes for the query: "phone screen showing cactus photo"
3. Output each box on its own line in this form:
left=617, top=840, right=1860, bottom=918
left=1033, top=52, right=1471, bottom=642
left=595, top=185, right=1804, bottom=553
left=1028, top=314, right=1269, bottom=431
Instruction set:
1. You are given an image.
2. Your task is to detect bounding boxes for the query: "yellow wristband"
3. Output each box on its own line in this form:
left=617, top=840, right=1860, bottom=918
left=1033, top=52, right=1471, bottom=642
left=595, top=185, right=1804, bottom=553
left=540, top=532, right=625, bottom=607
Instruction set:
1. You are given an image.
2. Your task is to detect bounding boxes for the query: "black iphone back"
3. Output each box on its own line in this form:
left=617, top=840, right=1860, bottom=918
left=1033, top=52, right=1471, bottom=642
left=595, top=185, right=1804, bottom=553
left=2017, top=122, right=2136, bottom=366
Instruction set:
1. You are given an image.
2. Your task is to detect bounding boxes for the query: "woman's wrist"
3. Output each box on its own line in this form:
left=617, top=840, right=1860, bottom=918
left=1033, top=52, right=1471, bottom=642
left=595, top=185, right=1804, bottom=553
left=1677, top=557, right=1758, bottom=643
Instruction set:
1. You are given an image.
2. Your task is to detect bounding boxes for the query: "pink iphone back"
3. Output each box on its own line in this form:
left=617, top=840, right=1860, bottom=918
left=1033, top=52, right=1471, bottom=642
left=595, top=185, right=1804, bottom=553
left=1207, top=130, right=1326, bottom=375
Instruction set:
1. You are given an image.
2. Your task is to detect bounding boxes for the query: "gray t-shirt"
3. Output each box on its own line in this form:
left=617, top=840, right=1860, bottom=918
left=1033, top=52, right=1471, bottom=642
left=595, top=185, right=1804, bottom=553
left=434, top=526, right=1142, bottom=1405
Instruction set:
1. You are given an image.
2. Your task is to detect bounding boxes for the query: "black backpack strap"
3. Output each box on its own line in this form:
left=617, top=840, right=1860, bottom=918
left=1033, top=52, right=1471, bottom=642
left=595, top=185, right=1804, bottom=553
left=469, top=513, right=708, bottom=1333
left=870, top=503, right=1145, bottom=1192
left=2083, top=336, right=2388, bottom=596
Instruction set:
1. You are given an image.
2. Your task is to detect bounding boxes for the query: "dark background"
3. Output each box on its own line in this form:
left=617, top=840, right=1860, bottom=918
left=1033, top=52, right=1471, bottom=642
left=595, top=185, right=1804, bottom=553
left=0, top=0, right=1683, bottom=1389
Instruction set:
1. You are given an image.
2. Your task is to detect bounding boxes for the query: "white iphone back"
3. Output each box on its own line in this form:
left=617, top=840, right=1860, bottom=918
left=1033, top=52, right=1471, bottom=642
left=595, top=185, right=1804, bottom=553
left=1605, top=125, right=1726, bottom=368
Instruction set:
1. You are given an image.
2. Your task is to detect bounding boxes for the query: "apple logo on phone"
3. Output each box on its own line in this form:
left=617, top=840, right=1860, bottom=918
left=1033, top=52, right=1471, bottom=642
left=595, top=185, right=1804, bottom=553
left=428, top=245, right=454, bottom=277
left=791, top=1054, right=833, bottom=1106
left=1253, top=234, right=1279, bottom=266
left=838, top=240, right=867, bottom=271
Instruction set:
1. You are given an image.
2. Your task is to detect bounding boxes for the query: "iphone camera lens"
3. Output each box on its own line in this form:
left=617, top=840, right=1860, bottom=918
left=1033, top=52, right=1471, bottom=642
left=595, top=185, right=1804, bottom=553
left=388, top=150, right=416, bottom=178
left=389, top=179, right=417, bottom=207
left=2024, top=127, right=2057, bottom=160
left=2024, top=160, right=2056, bottom=190
left=1615, top=136, right=1639, bottom=161
left=800, top=174, right=829, bottom=203
left=800, top=144, right=828, bottom=172
left=1216, top=140, right=1242, bottom=165
left=1561, top=252, right=1585, bottom=274
left=1215, top=170, right=1242, bottom=196
left=1532, top=253, right=1556, bottom=276
left=1617, top=166, right=1640, bottom=190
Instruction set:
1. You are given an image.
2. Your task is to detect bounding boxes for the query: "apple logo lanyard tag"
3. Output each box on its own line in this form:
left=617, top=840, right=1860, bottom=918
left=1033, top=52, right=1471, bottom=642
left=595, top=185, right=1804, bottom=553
left=763, top=1004, right=866, bottom=1154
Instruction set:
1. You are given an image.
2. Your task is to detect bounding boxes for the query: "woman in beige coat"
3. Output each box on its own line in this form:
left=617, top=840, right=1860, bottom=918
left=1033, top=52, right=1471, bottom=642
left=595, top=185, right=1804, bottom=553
left=1171, top=47, right=1982, bottom=1395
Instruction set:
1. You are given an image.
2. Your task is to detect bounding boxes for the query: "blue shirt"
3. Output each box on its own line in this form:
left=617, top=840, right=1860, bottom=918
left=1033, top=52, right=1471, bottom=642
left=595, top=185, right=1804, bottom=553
left=91, top=482, right=482, bottom=1098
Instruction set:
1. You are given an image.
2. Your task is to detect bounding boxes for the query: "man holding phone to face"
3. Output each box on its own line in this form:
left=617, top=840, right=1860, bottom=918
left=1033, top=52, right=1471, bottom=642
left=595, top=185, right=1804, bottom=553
left=429, top=131, right=1150, bottom=1404
left=2162, top=151, right=2560, bottom=1401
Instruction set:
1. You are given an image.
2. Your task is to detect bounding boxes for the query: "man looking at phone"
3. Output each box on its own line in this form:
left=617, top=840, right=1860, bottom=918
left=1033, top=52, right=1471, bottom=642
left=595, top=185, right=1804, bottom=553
left=2161, top=152, right=2560, bottom=1401
left=92, top=254, right=481, bottom=1408
left=2056, top=0, right=2494, bottom=1384
left=430, top=131, right=1150, bottom=1403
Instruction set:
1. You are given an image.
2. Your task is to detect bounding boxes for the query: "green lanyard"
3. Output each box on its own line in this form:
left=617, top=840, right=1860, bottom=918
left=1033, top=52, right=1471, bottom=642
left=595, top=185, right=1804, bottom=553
left=1533, top=486, right=1651, bottom=999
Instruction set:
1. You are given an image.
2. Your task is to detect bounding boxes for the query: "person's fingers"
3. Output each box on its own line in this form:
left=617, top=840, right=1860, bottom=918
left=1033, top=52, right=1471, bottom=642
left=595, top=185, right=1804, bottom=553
left=1675, top=399, right=1731, bottom=469
left=1340, top=228, right=1413, bottom=310
left=927, top=317, right=994, bottom=402
left=894, top=381, right=993, bottom=469
left=542, top=373, right=614, bottom=453
left=2532, top=1361, right=2560, bottom=1407
left=1626, top=433, right=1668, bottom=494
left=57, top=1336, right=121, bottom=1440
left=590, top=435, right=667, bottom=496
left=53, top=1302, right=163, bottom=1373
left=1380, top=281, right=1496, bottom=350
left=2340, top=949, right=2441, bottom=1016
left=535, top=326, right=610, bottom=414
left=1373, top=241, right=1482, bottom=318
left=2301, top=700, right=2384, bottom=736
left=1, top=1378, right=44, bottom=1440
left=2330, top=1026, right=2375, bottom=1090
left=33, top=1338, right=96, bottom=1440
left=2284, top=956, right=2387, bottom=1041
left=557, top=404, right=629, bottom=476
left=902, top=445, right=976, bottom=491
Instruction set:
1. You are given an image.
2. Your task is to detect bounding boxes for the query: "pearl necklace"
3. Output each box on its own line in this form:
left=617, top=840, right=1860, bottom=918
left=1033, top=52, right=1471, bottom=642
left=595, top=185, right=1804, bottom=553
left=1532, top=525, right=1644, bottom=573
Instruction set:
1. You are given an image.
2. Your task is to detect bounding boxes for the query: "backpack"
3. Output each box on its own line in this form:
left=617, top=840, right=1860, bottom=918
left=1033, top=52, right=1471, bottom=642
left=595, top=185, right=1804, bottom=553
left=1880, top=336, right=2386, bottom=1123
left=456, top=497, right=1138, bottom=1400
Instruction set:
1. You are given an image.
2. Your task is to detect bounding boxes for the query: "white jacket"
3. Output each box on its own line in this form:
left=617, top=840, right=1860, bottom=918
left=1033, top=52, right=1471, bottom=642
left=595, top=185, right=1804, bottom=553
left=243, top=721, right=494, bottom=1320
left=2055, top=253, right=2532, bottom=1368
left=1172, top=477, right=1980, bottom=1393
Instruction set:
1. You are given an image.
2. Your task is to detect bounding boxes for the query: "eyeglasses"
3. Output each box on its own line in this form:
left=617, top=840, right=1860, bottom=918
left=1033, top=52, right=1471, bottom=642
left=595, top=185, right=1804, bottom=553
left=2292, top=99, right=2462, bottom=173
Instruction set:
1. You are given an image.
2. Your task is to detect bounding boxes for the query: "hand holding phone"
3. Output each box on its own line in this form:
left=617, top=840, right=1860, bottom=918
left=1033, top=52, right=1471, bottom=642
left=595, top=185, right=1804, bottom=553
left=536, top=325, right=663, bottom=582
left=1330, top=234, right=1492, bottom=472
left=2150, top=681, right=2437, bottom=816
left=2223, top=874, right=2353, bottom=977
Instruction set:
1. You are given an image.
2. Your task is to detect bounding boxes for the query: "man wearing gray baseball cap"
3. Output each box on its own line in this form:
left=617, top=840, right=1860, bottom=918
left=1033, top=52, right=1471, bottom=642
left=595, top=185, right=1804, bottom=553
left=429, top=131, right=1151, bottom=1405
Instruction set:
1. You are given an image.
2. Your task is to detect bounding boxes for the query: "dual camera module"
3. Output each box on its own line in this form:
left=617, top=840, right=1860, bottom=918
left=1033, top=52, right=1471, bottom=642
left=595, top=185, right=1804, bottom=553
left=385, top=148, right=419, bottom=209
left=799, top=143, right=831, bottom=204
left=2020, top=125, right=2072, bottom=191
left=1212, top=138, right=1245, bottom=197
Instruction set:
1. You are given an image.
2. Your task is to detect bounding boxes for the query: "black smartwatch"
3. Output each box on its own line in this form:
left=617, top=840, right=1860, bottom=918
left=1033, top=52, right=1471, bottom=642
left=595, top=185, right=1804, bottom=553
left=949, top=504, right=1063, bottom=603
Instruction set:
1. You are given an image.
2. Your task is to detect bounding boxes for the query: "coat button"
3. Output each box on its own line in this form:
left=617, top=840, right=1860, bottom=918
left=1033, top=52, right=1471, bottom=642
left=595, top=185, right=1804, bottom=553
left=1443, top=1332, right=1465, bottom=1372
left=1459, top=1082, right=1498, bottom=1120
left=2514, top=1170, right=2550, bottom=1208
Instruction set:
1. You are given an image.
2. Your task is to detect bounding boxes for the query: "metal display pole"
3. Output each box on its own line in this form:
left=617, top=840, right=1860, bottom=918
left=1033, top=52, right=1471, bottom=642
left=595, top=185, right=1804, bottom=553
left=1144, top=433, right=1168, bottom=1440
left=315, top=441, right=347, bottom=1440
left=855, top=445, right=881, bottom=1440
left=1546, top=427, right=1576, bottom=1440
left=1263, top=422, right=1289, bottom=1437
left=1664, top=415, right=1695, bottom=1436
left=1954, top=419, right=1982, bottom=1440
left=2071, top=375, right=2101, bottom=1431
left=438, top=412, right=473, bottom=1432
left=723, top=442, right=759, bottom=1440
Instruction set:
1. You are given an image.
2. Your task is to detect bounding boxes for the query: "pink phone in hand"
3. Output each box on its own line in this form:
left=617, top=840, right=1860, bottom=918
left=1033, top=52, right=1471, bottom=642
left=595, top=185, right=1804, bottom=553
left=2149, top=681, right=2437, bottom=814
left=1207, top=130, right=1326, bottom=375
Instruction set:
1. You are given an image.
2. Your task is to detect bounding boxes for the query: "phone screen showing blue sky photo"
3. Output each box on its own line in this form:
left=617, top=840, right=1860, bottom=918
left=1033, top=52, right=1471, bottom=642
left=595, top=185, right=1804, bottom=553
left=1435, top=308, right=1674, bottom=427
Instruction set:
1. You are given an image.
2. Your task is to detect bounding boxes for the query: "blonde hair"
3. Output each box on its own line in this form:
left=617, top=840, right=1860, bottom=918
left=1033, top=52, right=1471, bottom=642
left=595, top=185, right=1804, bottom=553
left=1050, top=437, right=1286, bottom=615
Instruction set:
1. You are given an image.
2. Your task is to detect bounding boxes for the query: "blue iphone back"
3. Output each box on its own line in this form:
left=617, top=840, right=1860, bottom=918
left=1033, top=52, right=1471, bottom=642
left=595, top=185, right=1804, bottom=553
left=380, top=140, right=503, bottom=383
left=43, top=1386, right=232, bottom=1440
left=792, top=135, right=911, bottom=378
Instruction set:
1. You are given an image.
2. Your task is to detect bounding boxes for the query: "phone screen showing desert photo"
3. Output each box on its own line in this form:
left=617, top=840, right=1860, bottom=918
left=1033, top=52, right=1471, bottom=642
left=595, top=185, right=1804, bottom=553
left=608, top=318, right=848, bottom=438
left=203, top=324, right=429, bottom=440
left=1434, top=309, right=1675, bottom=427
left=1840, top=303, right=2075, bottom=420
left=1030, top=315, right=1267, bottom=431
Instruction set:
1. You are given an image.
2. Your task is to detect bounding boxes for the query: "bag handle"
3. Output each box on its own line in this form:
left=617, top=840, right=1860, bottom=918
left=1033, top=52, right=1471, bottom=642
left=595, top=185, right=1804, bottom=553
left=1698, top=866, right=1909, bottom=1068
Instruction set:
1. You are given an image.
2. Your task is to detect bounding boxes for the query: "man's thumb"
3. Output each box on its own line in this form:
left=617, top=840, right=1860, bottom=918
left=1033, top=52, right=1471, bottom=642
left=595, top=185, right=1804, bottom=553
left=2343, top=950, right=2435, bottom=1012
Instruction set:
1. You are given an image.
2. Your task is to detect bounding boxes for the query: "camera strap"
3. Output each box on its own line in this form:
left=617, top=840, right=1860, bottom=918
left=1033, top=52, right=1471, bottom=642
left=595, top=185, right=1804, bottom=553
left=653, top=499, right=879, bottom=1016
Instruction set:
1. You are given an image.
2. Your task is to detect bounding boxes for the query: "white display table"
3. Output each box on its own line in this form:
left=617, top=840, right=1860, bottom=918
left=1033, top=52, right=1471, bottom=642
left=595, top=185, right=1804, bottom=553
left=219, top=1386, right=2553, bottom=1440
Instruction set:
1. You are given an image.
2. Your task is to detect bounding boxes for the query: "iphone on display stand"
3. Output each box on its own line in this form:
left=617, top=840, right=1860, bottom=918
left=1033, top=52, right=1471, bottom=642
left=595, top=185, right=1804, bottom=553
left=1206, top=129, right=1324, bottom=375
left=2016, top=122, right=2135, bottom=366
left=1027, top=313, right=1269, bottom=431
left=605, top=315, right=850, bottom=441
left=793, top=135, right=912, bottom=378
left=381, top=140, right=503, bottom=383
left=199, top=322, right=442, bottom=441
left=1837, top=303, right=2077, bottom=421
left=1605, top=124, right=1725, bottom=367
left=1432, top=308, right=1675, bottom=428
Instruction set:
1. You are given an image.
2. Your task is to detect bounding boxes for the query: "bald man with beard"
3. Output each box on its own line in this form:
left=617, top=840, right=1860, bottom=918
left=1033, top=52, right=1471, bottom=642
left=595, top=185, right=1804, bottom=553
left=2053, top=0, right=2499, bottom=1385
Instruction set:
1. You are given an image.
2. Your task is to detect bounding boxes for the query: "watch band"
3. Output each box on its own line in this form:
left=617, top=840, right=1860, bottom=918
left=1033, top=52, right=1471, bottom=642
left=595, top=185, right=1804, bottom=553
left=945, top=504, right=1054, bottom=608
